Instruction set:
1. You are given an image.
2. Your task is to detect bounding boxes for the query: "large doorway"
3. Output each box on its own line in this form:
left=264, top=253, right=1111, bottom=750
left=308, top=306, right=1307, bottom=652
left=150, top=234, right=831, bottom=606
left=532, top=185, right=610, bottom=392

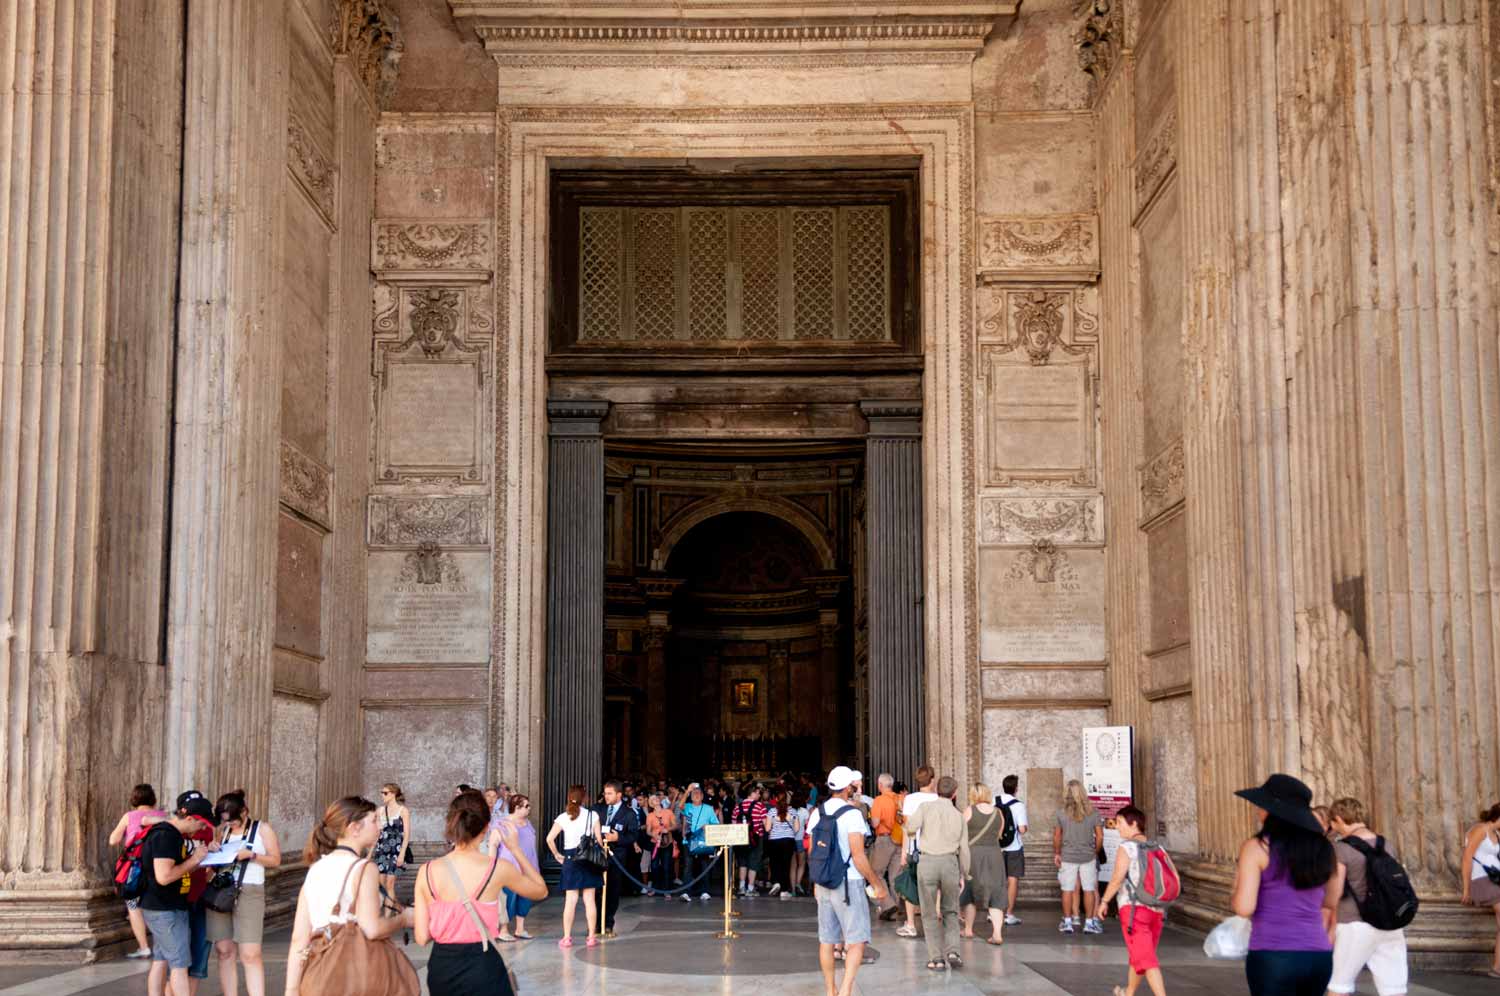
left=600, top=443, right=865, bottom=781
left=539, top=159, right=931, bottom=822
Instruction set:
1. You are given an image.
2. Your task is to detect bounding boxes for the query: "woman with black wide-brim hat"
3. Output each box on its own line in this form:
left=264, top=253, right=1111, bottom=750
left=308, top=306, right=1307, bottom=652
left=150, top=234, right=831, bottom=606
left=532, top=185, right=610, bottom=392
left=1228, top=773, right=1339, bottom=995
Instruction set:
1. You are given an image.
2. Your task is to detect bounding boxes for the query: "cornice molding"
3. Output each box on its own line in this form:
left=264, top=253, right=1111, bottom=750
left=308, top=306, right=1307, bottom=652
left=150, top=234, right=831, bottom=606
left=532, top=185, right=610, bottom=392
left=449, top=1, right=1018, bottom=61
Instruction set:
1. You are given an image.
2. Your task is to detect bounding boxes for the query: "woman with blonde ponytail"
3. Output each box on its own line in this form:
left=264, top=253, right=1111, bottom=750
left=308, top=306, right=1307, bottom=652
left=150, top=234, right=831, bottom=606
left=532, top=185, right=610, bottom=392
left=283, top=797, right=416, bottom=996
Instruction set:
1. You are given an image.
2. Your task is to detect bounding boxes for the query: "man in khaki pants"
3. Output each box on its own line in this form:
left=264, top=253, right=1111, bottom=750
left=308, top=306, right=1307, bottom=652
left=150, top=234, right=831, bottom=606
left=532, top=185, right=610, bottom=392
left=906, top=776, right=971, bottom=970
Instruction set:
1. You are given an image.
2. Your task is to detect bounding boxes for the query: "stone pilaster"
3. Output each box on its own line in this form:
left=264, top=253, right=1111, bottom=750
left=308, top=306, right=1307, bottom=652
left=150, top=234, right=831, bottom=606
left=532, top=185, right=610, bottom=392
left=543, top=401, right=608, bottom=829
left=1094, top=58, right=1153, bottom=814
left=861, top=402, right=926, bottom=783
left=639, top=576, right=682, bottom=777
left=161, top=0, right=290, bottom=800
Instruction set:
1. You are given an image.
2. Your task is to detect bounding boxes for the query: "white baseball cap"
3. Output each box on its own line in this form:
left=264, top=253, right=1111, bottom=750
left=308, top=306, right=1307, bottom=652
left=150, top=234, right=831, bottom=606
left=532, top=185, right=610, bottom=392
left=827, top=766, right=862, bottom=791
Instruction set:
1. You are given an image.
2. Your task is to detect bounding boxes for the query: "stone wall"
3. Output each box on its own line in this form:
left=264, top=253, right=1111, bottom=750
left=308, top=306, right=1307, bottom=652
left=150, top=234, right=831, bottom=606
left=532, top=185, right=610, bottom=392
left=972, top=0, right=1111, bottom=819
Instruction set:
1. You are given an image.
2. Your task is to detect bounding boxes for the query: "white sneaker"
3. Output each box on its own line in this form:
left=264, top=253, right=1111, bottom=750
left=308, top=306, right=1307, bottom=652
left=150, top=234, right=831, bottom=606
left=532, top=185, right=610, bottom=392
left=768, top=883, right=781, bottom=896
left=126, top=948, right=152, bottom=960
left=681, top=893, right=693, bottom=903
left=701, top=892, right=711, bottom=901
left=1004, top=913, right=1021, bottom=925
left=780, top=892, right=791, bottom=901
left=1083, top=918, right=1104, bottom=935
left=1058, top=918, right=1075, bottom=934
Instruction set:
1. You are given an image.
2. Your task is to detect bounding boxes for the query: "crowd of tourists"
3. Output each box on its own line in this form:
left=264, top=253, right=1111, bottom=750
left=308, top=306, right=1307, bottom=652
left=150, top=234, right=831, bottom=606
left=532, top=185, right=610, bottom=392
left=107, top=767, right=1500, bottom=996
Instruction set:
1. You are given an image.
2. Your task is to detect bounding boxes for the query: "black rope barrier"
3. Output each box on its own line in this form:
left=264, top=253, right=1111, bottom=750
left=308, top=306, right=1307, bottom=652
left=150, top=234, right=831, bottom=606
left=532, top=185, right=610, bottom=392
left=595, top=846, right=725, bottom=897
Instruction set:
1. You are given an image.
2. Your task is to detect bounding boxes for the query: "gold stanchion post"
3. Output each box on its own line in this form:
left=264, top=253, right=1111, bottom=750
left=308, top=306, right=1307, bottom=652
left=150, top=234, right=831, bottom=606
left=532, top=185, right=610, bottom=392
left=716, top=845, right=739, bottom=939
left=600, top=841, right=614, bottom=940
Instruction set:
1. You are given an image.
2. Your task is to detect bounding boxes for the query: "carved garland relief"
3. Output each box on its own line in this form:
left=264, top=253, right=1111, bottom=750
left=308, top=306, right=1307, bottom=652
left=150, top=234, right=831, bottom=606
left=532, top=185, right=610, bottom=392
left=1139, top=437, right=1185, bottom=523
left=287, top=114, right=337, bottom=226
left=978, top=213, right=1100, bottom=281
left=280, top=441, right=332, bottom=529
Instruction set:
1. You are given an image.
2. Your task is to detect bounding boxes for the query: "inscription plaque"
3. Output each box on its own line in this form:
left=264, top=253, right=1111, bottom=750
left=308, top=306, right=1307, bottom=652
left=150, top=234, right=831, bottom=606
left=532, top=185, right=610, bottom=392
left=980, top=546, right=1105, bottom=662
left=385, top=364, right=478, bottom=468
left=368, top=548, right=491, bottom=663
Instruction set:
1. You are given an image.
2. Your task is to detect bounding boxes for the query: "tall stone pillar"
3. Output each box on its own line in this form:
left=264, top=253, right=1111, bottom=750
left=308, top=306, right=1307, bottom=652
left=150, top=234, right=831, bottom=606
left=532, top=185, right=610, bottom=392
left=0, top=0, right=184, bottom=950
left=638, top=576, right=682, bottom=777
left=161, top=0, right=290, bottom=799
left=861, top=402, right=925, bottom=783
left=543, top=401, right=608, bottom=828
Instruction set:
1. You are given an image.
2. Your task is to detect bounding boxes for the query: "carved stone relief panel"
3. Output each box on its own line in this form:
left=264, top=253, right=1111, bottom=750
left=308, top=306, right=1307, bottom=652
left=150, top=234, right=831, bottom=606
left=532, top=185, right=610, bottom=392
left=980, top=495, right=1103, bottom=545
left=977, top=213, right=1099, bottom=282
left=287, top=111, right=337, bottom=228
left=280, top=440, right=332, bottom=529
left=373, top=220, right=491, bottom=275
left=372, top=282, right=491, bottom=486
left=368, top=495, right=489, bottom=548
left=1139, top=437, right=1184, bottom=523
left=1134, top=108, right=1178, bottom=211
left=979, top=288, right=1098, bottom=489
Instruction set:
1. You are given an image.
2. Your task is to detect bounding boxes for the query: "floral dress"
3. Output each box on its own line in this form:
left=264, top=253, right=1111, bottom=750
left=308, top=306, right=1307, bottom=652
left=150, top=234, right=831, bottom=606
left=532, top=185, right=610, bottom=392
left=374, top=806, right=405, bottom=875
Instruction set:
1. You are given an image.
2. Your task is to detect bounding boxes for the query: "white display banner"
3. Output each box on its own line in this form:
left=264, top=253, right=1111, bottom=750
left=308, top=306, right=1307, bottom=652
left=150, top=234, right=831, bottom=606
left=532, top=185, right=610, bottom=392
left=1082, top=725, right=1134, bottom=818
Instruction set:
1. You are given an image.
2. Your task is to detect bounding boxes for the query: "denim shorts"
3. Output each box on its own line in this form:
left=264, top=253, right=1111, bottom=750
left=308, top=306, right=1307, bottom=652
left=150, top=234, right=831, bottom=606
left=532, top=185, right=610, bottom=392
left=142, top=909, right=192, bottom=969
left=815, top=881, right=871, bottom=945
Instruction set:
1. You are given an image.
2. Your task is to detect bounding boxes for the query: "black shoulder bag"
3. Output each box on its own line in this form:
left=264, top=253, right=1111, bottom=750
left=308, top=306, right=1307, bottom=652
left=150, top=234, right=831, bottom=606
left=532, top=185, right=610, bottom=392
left=202, top=821, right=258, bottom=914
left=574, top=809, right=608, bottom=872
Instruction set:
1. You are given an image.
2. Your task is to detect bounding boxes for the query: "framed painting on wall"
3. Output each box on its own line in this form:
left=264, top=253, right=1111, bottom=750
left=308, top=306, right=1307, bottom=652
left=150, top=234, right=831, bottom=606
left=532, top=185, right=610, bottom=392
left=730, top=679, right=758, bottom=713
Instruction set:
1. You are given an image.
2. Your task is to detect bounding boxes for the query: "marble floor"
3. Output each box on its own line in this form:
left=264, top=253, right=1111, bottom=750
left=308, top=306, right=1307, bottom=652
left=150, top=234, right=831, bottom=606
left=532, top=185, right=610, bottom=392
left=0, top=898, right=1492, bottom=995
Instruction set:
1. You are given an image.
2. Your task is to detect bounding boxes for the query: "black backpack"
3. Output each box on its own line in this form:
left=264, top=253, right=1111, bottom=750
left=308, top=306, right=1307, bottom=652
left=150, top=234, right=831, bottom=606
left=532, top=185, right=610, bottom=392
left=1341, top=835, right=1418, bottom=930
left=997, top=799, right=1019, bottom=849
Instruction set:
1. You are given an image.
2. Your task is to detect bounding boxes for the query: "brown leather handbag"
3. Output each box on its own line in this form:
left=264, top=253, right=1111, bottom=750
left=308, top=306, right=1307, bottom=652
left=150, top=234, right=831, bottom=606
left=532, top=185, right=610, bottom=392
left=298, top=858, right=419, bottom=996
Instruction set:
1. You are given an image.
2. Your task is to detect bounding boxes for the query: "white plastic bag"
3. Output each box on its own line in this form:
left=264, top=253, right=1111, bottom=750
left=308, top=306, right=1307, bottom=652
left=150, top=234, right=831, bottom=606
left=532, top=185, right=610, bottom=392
left=1202, top=915, right=1251, bottom=960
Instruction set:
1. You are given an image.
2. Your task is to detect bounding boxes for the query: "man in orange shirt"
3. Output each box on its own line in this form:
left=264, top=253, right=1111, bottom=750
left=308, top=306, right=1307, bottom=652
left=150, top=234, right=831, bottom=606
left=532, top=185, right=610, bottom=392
left=868, top=773, right=905, bottom=921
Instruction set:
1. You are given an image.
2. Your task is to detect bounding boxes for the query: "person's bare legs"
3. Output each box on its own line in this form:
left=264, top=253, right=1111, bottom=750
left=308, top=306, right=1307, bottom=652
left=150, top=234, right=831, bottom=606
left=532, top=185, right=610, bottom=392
left=1007, top=875, right=1019, bottom=915
left=562, top=890, right=578, bottom=940
left=147, top=961, right=166, bottom=996
left=838, top=941, right=866, bottom=996
left=904, top=900, right=920, bottom=931
left=961, top=903, right=976, bottom=937
left=1492, top=904, right=1500, bottom=973
left=1083, top=889, right=1098, bottom=919
left=582, top=887, right=599, bottom=938
left=1061, top=885, right=1075, bottom=920
left=214, top=940, right=238, bottom=996
left=819, top=942, right=839, bottom=996
left=129, top=907, right=150, bottom=952
left=988, top=907, right=1004, bottom=942
left=238, top=942, right=264, bottom=996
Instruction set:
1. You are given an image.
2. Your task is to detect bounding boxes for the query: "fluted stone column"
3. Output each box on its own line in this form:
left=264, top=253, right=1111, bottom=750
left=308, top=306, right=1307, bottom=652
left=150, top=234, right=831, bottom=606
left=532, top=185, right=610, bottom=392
left=861, top=402, right=925, bottom=783
left=0, top=0, right=183, bottom=951
left=161, top=0, right=290, bottom=800
left=543, top=401, right=608, bottom=829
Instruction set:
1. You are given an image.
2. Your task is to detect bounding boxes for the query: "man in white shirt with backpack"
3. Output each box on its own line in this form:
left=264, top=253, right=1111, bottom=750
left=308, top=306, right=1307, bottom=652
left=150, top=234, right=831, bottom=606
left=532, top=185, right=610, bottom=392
left=998, top=773, right=1029, bottom=925
left=807, top=766, right=887, bottom=996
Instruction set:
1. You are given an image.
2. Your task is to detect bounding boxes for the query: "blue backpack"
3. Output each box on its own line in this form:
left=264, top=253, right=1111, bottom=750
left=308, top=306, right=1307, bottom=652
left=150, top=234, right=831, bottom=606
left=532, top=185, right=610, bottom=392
left=808, top=802, right=856, bottom=895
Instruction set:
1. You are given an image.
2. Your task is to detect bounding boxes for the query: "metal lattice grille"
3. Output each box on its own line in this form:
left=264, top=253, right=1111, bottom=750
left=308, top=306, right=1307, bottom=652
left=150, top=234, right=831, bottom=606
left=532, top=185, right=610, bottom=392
left=844, top=206, right=891, bottom=341
left=575, top=205, right=890, bottom=344
left=687, top=209, right=729, bottom=340
left=578, top=209, right=623, bottom=340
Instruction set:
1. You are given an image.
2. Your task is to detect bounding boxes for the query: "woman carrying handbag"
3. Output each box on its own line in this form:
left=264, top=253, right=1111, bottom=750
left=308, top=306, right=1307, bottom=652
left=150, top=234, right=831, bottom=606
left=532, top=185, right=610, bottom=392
left=415, top=792, right=547, bottom=994
left=282, top=797, right=418, bottom=996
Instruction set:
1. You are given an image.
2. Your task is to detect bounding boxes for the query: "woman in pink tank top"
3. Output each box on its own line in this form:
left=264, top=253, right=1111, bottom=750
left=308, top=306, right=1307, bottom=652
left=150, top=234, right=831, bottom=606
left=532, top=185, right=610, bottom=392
left=107, top=783, right=167, bottom=959
left=415, top=791, right=547, bottom=996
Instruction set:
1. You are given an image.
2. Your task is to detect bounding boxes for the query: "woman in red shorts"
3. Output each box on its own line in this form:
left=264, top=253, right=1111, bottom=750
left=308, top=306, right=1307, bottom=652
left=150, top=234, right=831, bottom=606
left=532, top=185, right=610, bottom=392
left=1098, top=806, right=1167, bottom=996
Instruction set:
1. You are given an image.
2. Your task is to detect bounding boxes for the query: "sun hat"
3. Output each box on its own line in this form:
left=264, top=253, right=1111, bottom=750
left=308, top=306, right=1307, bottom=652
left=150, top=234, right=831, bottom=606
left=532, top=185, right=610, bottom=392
left=1234, top=773, right=1324, bottom=835
left=827, top=766, right=862, bottom=791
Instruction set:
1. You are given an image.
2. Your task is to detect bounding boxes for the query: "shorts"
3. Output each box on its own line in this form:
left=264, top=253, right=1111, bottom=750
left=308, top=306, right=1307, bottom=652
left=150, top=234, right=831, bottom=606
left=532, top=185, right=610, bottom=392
left=1327, top=921, right=1408, bottom=996
left=1058, top=860, right=1099, bottom=891
left=206, top=885, right=266, bottom=945
left=142, top=909, right=192, bottom=970
left=1119, top=905, right=1164, bottom=972
left=1003, top=849, right=1025, bottom=878
left=125, top=897, right=141, bottom=912
left=815, top=882, right=872, bottom=945
left=735, top=840, right=765, bottom=872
